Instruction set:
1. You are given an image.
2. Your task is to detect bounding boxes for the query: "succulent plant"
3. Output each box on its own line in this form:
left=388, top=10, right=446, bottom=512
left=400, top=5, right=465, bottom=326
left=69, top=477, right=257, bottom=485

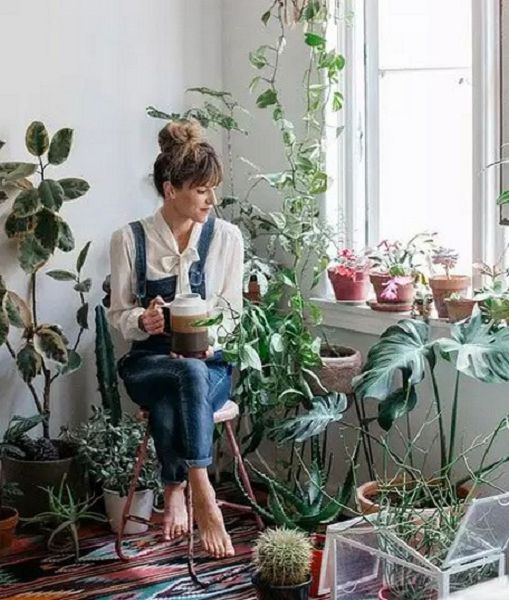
left=95, top=305, right=121, bottom=425
left=253, top=527, right=312, bottom=587
left=432, top=246, right=459, bottom=278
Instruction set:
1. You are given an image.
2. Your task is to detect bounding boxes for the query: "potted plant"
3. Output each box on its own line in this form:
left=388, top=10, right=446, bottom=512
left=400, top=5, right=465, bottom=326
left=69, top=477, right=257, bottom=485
left=23, top=476, right=106, bottom=559
left=368, top=234, right=436, bottom=311
left=252, top=527, right=313, bottom=600
left=429, top=247, right=470, bottom=318
left=0, top=481, right=21, bottom=552
left=472, top=252, right=509, bottom=326
left=444, top=292, right=476, bottom=323
left=67, top=408, right=160, bottom=534
left=411, top=284, right=434, bottom=321
left=312, top=341, right=362, bottom=396
left=0, top=122, right=91, bottom=516
left=353, top=312, right=509, bottom=513
left=327, top=248, right=370, bottom=302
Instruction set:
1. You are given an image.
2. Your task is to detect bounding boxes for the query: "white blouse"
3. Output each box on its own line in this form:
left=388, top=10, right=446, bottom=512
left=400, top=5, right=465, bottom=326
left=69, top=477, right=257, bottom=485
left=108, top=208, right=244, bottom=347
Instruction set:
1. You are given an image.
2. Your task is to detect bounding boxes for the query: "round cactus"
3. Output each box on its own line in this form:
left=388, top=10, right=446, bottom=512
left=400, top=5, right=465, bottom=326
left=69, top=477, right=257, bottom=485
left=253, top=527, right=312, bottom=587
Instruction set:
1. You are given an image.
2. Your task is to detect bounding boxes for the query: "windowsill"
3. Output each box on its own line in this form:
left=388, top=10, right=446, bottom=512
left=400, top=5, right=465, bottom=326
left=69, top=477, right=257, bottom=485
left=311, top=297, right=451, bottom=337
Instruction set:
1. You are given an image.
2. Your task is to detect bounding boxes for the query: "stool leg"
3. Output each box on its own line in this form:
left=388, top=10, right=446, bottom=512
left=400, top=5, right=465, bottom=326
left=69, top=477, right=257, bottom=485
left=115, top=424, right=150, bottom=561
left=224, top=420, right=264, bottom=530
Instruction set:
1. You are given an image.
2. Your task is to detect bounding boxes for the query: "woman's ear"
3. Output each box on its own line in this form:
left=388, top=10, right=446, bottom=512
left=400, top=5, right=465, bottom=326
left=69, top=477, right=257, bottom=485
left=163, top=180, right=175, bottom=200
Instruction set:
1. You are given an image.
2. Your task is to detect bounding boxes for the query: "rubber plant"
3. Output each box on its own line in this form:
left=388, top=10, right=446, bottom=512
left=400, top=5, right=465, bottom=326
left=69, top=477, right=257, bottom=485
left=0, top=122, right=91, bottom=447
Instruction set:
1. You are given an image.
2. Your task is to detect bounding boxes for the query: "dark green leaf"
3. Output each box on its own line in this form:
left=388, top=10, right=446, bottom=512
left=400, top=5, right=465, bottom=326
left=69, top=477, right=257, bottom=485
left=59, top=178, right=90, bottom=200
left=12, top=189, right=41, bottom=217
left=377, top=385, right=418, bottom=431
left=46, top=270, right=76, bottom=281
left=4, top=414, right=47, bottom=442
left=25, top=121, right=49, bottom=156
left=19, top=235, right=51, bottom=273
left=16, top=344, right=42, bottom=383
left=34, top=209, right=59, bottom=251
left=59, top=349, right=82, bottom=375
left=305, top=32, right=326, bottom=48
left=34, top=326, right=68, bottom=364
left=74, top=278, right=92, bottom=293
left=261, top=9, right=271, bottom=24
left=497, top=189, right=509, bottom=205
left=39, top=179, right=65, bottom=211
left=5, top=213, right=36, bottom=238
left=220, top=196, right=238, bottom=208
left=145, top=106, right=174, bottom=120
left=77, top=303, right=89, bottom=329
left=76, top=241, right=91, bottom=272
left=48, top=128, right=73, bottom=165
left=57, top=219, right=75, bottom=251
left=256, top=89, right=278, bottom=109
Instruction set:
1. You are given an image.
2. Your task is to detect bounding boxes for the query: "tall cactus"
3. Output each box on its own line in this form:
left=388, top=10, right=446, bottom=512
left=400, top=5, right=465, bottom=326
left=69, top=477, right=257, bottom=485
left=95, top=305, right=121, bottom=424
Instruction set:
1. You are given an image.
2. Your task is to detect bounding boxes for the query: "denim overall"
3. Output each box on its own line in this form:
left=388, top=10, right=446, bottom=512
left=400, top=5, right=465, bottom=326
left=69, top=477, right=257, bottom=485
left=118, top=217, right=231, bottom=485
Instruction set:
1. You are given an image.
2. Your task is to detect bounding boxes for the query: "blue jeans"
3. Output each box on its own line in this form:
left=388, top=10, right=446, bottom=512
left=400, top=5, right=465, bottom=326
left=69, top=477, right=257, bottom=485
left=119, top=350, right=231, bottom=485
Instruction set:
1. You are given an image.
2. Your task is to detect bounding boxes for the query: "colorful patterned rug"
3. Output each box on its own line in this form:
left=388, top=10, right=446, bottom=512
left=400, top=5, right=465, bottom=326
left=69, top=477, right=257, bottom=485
left=0, top=513, right=258, bottom=600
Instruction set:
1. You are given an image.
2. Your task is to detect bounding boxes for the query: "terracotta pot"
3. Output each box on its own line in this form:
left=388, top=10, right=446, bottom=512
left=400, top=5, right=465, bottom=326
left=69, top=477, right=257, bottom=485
left=244, top=275, right=262, bottom=304
left=429, top=275, right=470, bottom=318
left=328, top=269, right=369, bottom=302
left=310, top=534, right=326, bottom=597
left=252, top=573, right=312, bottom=600
left=0, top=506, right=18, bottom=551
left=370, top=273, right=415, bottom=305
left=379, top=586, right=437, bottom=600
left=1, top=441, right=78, bottom=517
left=356, top=479, right=472, bottom=515
left=311, top=346, right=362, bottom=395
left=445, top=298, right=476, bottom=323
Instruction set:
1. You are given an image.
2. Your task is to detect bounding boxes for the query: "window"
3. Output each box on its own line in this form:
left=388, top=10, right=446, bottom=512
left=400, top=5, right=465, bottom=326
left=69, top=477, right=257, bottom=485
left=330, top=0, right=503, bottom=280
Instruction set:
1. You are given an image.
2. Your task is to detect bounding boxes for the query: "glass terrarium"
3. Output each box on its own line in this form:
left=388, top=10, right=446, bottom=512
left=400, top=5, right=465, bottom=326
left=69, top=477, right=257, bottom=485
left=318, top=492, right=509, bottom=599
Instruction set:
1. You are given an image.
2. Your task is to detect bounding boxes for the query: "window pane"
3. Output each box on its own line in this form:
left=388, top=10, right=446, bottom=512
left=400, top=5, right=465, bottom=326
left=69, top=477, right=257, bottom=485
left=377, top=1, right=473, bottom=273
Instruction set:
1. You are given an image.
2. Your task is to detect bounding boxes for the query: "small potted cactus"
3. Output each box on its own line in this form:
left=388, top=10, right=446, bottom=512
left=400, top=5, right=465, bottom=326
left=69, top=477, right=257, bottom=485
left=252, top=527, right=313, bottom=600
left=429, top=247, right=470, bottom=318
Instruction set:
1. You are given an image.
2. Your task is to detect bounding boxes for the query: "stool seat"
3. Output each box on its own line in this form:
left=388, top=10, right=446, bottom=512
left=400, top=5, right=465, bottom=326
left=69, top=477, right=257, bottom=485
left=213, top=400, right=239, bottom=424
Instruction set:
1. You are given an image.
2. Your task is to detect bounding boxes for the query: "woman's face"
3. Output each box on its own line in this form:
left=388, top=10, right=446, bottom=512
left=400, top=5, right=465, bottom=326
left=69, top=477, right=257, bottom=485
left=163, top=180, right=217, bottom=223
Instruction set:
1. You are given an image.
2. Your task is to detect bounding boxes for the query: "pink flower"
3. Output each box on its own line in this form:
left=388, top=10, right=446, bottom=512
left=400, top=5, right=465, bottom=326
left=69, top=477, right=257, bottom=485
left=380, top=276, right=413, bottom=301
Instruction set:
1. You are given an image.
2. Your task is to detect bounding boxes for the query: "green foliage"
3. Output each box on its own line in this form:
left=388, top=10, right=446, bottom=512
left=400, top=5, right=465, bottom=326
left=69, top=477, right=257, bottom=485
left=95, top=305, right=122, bottom=425
left=253, top=527, right=312, bottom=586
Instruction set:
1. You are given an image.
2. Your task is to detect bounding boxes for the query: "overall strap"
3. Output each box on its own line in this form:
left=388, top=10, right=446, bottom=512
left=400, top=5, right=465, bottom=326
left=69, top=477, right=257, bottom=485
left=129, top=221, right=148, bottom=306
left=196, top=216, right=216, bottom=271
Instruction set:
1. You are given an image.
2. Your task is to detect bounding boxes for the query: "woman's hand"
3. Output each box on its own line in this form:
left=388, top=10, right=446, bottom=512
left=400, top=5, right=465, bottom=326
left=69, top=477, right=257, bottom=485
left=139, top=296, right=165, bottom=335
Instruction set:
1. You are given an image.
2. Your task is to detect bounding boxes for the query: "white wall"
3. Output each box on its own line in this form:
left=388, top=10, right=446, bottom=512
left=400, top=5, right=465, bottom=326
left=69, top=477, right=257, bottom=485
left=0, top=0, right=223, bottom=435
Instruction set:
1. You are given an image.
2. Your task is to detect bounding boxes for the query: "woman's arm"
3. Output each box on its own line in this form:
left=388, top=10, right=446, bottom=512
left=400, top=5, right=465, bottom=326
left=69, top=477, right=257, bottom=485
left=108, top=228, right=150, bottom=341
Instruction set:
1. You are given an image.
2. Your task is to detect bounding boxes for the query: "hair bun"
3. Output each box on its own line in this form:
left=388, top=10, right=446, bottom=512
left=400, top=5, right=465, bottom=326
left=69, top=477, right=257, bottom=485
left=158, top=119, right=203, bottom=154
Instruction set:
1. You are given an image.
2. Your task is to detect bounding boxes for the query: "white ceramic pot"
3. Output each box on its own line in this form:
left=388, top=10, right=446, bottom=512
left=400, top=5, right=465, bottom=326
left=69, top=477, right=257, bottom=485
left=103, top=487, right=154, bottom=534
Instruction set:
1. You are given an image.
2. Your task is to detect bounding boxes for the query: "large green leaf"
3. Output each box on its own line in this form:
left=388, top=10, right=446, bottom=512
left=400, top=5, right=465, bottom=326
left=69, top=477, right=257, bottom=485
left=0, top=162, right=37, bottom=182
left=19, top=235, right=51, bottom=273
left=16, top=344, right=42, bottom=383
left=59, top=178, right=90, bottom=200
left=34, top=209, right=59, bottom=251
left=436, top=311, right=509, bottom=383
left=25, top=121, right=49, bottom=156
left=377, top=385, right=418, bottom=431
left=12, top=189, right=41, bottom=217
left=39, top=179, right=65, bottom=211
left=271, top=392, right=348, bottom=444
left=56, top=219, right=75, bottom=251
left=5, top=213, right=36, bottom=239
left=33, top=325, right=68, bottom=364
left=48, top=128, right=73, bottom=165
left=353, top=319, right=434, bottom=401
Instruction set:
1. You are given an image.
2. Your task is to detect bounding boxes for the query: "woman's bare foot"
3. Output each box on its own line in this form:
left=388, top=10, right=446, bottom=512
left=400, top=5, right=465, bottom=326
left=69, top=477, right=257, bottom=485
left=163, top=483, right=188, bottom=540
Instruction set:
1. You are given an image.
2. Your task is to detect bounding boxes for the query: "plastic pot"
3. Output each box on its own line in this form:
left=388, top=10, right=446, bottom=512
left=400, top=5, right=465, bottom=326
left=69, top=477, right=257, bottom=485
left=0, top=506, right=19, bottom=551
left=103, top=487, right=154, bottom=534
left=429, top=275, right=470, bottom=318
left=328, top=269, right=369, bottom=302
left=310, top=534, right=326, bottom=597
left=252, top=573, right=312, bottom=600
left=370, top=273, right=415, bottom=305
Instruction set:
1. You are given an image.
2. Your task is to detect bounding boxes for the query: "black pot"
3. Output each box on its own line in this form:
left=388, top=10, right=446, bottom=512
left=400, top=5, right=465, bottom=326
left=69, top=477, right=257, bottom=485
left=252, top=573, right=312, bottom=600
left=1, top=441, right=82, bottom=517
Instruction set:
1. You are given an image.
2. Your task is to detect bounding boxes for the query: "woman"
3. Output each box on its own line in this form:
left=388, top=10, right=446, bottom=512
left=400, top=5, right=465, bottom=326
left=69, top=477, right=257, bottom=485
left=109, top=120, right=244, bottom=559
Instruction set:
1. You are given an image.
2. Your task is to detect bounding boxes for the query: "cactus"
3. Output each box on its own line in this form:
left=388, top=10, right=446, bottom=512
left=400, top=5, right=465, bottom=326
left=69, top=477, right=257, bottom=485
left=253, top=527, right=312, bottom=587
left=95, top=305, right=121, bottom=425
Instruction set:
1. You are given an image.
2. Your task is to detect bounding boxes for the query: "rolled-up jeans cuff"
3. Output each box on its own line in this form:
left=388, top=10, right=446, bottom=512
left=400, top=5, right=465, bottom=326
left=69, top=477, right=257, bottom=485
left=184, top=457, right=213, bottom=468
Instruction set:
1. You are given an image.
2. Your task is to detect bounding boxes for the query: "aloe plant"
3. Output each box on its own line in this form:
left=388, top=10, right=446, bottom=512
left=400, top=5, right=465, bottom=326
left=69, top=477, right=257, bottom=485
left=95, top=305, right=121, bottom=425
left=0, top=122, right=91, bottom=441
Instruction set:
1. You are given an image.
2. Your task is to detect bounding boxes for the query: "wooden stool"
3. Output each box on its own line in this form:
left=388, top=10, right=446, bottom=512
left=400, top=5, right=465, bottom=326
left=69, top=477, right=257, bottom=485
left=115, top=400, right=263, bottom=588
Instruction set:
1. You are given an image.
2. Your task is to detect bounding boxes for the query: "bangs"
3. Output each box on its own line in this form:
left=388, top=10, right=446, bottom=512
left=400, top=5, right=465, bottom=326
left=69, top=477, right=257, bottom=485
left=186, top=152, right=223, bottom=188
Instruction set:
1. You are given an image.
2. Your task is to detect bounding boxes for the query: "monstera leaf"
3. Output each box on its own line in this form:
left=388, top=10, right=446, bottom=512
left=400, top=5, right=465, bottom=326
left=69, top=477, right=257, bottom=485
left=436, top=310, right=509, bottom=383
left=270, top=392, right=348, bottom=444
left=377, top=384, right=417, bottom=431
left=353, top=319, right=434, bottom=401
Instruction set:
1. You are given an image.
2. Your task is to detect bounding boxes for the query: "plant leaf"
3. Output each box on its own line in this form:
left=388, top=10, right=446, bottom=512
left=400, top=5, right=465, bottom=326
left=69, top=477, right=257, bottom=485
left=19, top=235, right=51, bottom=273
left=76, top=241, right=91, bottom=273
left=25, top=121, right=49, bottom=157
left=74, top=278, right=92, bottom=293
left=48, top=128, right=73, bottom=165
left=34, top=209, right=59, bottom=251
left=5, top=213, right=36, bottom=239
left=4, top=414, right=47, bottom=442
left=305, top=32, right=326, bottom=48
left=5, top=291, right=32, bottom=328
left=39, top=179, right=65, bottom=211
left=57, top=219, right=75, bottom=251
left=12, top=189, right=41, bottom=217
left=256, top=89, right=278, bottom=109
left=77, top=303, right=89, bottom=329
left=240, top=344, right=262, bottom=371
left=59, top=349, right=82, bottom=375
left=59, top=178, right=90, bottom=200
left=261, top=9, right=271, bottom=25
left=0, top=302, right=8, bottom=346
left=0, top=162, right=37, bottom=182
left=16, top=344, right=42, bottom=383
left=34, top=326, right=68, bottom=364
left=46, top=269, right=77, bottom=282
left=377, top=385, right=418, bottom=431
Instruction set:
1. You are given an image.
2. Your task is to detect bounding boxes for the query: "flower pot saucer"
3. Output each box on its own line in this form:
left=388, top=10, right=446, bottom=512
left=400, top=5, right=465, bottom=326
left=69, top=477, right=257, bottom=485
left=333, top=299, right=366, bottom=305
left=367, top=299, right=412, bottom=313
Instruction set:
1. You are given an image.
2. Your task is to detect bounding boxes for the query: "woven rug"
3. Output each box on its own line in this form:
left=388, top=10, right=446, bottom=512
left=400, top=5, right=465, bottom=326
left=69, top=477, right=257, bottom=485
left=0, top=513, right=258, bottom=600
